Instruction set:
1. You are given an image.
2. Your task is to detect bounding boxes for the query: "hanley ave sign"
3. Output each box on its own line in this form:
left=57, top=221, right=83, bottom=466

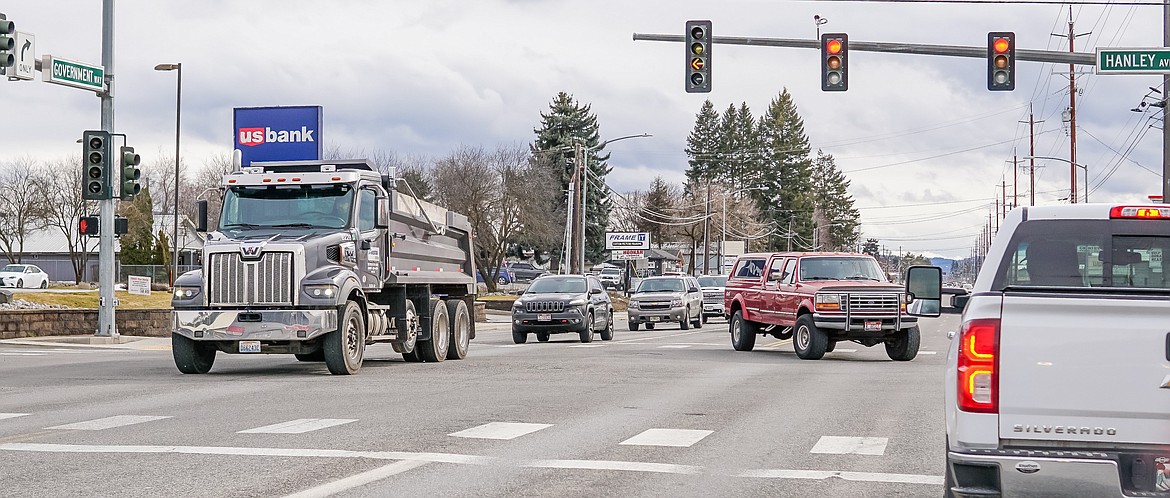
left=1096, top=47, right=1170, bottom=75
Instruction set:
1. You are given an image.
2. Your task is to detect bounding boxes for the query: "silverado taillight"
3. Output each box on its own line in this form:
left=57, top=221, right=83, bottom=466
left=957, top=318, right=999, bottom=413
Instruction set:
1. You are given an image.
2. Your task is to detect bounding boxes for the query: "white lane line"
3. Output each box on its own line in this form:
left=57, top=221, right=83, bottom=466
left=828, top=349, right=858, bottom=353
left=657, top=345, right=691, bottom=349
left=0, top=353, right=46, bottom=356
left=47, top=415, right=171, bottom=431
left=568, top=344, right=604, bottom=348
left=283, top=459, right=429, bottom=498
left=526, top=459, right=703, bottom=474
left=0, top=413, right=30, bottom=420
left=739, top=469, right=942, bottom=485
left=620, top=429, right=714, bottom=448
left=238, top=419, right=357, bottom=434
left=810, top=436, right=888, bottom=456
left=448, top=422, right=552, bottom=440
left=918, top=351, right=937, bottom=355
left=0, top=443, right=941, bottom=485
left=612, top=331, right=703, bottom=344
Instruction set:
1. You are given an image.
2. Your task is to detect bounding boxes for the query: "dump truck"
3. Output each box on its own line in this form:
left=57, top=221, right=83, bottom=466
left=171, top=159, right=476, bottom=375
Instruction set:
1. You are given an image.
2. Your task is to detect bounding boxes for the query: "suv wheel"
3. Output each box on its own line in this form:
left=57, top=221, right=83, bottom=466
left=579, top=313, right=595, bottom=343
left=680, top=307, right=690, bottom=330
left=793, top=315, right=828, bottom=360
left=600, top=312, right=614, bottom=341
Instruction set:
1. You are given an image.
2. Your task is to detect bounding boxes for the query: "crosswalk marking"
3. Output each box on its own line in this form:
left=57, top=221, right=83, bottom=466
left=619, top=428, right=713, bottom=448
left=238, top=419, right=357, bottom=434
left=0, top=413, right=29, bottom=421
left=47, top=415, right=171, bottom=431
left=810, top=436, right=888, bottom=456
left=449, top=422, right=552, bottom=440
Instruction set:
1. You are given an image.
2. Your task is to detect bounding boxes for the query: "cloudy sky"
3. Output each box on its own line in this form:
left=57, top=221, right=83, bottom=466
left=2, top=0, right=1167, bottom=259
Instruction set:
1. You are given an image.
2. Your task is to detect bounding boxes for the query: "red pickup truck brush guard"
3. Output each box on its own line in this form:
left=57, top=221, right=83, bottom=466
left=723, top=252, right=920, bottom=361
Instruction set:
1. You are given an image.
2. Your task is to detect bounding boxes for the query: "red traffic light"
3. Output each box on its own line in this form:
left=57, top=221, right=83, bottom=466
left=826, top=39, right=842, bottom=55
left=79, top=216, right=99, bottom=236
left=993, top=37, right=1010, bottom=54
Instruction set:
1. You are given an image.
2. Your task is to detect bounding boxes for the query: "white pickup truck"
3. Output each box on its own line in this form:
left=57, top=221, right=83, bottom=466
left=915, top=204, right=1170, bottom=497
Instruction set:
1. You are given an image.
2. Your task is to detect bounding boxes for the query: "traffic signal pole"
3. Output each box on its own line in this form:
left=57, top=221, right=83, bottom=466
left=98, top=0, right=116, bottom=337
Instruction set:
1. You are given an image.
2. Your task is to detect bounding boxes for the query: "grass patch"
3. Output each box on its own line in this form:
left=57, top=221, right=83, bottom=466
left=14, top=290, right=173, bottom=309
left=476, top=295, right=517, bottom=302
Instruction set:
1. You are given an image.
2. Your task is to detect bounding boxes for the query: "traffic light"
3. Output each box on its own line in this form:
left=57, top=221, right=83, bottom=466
left=987, top=32, right=1015, bottom=91
left=79, top=216, right=99, bottom=236
left=82, top=130, right=112, bottom=200
left=685, top=20, right=711, bottom=93
left=821, top=33, right=848, bottom=92
left=119, top=146, right=141, bottom=199
left=0, top=14, right=14, bottom=76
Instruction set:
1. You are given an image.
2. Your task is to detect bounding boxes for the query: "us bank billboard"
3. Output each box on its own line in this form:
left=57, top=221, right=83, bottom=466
left=234, top=106, right=322, bottom=166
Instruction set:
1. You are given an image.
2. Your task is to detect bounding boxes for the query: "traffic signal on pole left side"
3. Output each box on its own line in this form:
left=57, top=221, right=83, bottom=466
left=0, top=14, right=13, bottom=76
left=82, top=130, right=112, bottom=200
left=79, top=216, right=98, bottom=236
left=685, top=20, right=711, bottom=93
left=119, top=146, right=141, bottom=199
left=821, top=33, right=848, bottom=92
left=987, top=32, right=1015, bottom=91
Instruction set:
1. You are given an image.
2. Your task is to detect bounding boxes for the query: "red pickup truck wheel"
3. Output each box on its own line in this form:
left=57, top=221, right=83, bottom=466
left=884, top=326, right=920, bottom=361
left=793, top=315, right=828, bottom=360
left=730, top=310, right=757, bottom=351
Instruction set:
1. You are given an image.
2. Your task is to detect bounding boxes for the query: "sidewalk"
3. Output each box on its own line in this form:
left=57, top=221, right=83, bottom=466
left=0, top=335, right=171, bottom=350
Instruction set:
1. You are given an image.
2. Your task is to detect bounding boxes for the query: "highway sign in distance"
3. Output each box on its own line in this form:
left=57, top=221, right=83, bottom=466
left=1096, top=47, right=1170, bottom=75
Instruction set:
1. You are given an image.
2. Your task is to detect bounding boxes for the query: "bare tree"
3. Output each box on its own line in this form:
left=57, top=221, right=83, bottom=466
left=180, top=153, right=234, bottom=232
left=0, top=157, right=51, bottom=263
left=431, top=144, right=558, bottom=292
left=40, top=155, right=99, bottom=282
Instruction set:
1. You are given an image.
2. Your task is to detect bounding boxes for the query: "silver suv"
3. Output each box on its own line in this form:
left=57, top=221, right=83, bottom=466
left=627, top=275, right=703, bottom=331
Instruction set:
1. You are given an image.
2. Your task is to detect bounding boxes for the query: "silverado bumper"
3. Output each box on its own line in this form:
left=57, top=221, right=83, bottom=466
left=947, top=449, right=1133, bottom=498
left=814, top=314, right=916, bottom=331
left=173, top=309, right=338, bottom=341
left=628, top=307, right=686, bottom=323
left=702, top=303, right=724, bottom=316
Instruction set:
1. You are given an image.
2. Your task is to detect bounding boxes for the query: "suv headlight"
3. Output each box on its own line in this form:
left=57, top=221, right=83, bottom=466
left=512, top=301, right=524, bottom=313
left=172, top=286, right=201, bottom=300
left=670, top=299, right=683, bottom=307
left=568, top=298, right=586, bottom=306
left=304, top=284, right=338, bottom=299
left=628, top=300, right=639, bottom=309
left=815, top=293, right=843, bottom=312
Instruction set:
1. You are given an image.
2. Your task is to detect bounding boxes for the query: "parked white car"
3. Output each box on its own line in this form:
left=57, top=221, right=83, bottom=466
left=0, top=264, right=49, bottom=289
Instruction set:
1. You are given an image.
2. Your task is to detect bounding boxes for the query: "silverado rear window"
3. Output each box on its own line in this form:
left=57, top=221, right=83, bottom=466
left=992, top=219, right=1170, bottom=290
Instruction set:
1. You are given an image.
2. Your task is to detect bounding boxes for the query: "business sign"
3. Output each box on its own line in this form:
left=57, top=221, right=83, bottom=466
left=611, top=250, right=646, bottom=261
left=127, top=275, right=151, bottom=296
left=233, top=105, right=322, bottom=166
left=1096, top=47, right=1170, bottom=75
left=41, top=55, right=104, bottom=93
left=605, top=232, right=650, bottom=250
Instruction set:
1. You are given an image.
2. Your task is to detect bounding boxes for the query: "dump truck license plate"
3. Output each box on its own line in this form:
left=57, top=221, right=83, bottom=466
left=239, top=341, right=261, bottom=353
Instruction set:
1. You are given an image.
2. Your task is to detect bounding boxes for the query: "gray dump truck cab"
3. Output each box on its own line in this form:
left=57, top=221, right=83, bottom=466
left=171, top=159, right=477, bottom=375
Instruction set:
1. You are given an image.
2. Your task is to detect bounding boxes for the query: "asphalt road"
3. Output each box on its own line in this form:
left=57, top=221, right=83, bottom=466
left=0, top=312, right=959, bottom=497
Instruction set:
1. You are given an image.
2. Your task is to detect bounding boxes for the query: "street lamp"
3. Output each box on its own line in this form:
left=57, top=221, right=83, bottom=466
left=564, top=133, right=651, bottom=274
left=720, top=186, right=766, bottom=274
left=154, top=62, right=181, bottom=285
left=1023, top=155, right=1088, bottom=203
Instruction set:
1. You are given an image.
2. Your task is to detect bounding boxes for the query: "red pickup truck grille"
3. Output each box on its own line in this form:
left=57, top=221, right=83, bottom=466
left=846, top=293, right=900, bottom=315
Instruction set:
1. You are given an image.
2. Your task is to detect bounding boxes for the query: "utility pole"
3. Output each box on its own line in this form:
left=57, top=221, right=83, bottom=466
left=97, top=0, right=117, bottom=337
left=702, top=181, right=710, bottom=275
left=570, top=142, right=584, bottom=274
left=1055, top=8, right=1090, bottom=203
left=1000, top=180, right=1007, bottom=218
left=578, top=142, right=586, bottom=274
left=1010, top=156, right=1022, bottom=210
left=1019, top=106, right=1042, bottom=207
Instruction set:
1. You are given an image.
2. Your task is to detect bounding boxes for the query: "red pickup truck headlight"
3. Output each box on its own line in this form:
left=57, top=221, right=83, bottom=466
left=814, top=294, right=843, bottom=312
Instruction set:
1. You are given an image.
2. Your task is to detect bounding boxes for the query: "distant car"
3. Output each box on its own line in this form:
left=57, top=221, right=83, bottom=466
left=598, top=267, right=624, bottom=289
left=696, top=274, right=728, bottom=323
left=0, top=264, right=49, bottom=289
left=504, top=261, right=549, bottom=282
left=510, top=274, right=614, bottom=343
left=627, top=275, right=704, bottom=331
left=476, top=267, right=514, bottom=286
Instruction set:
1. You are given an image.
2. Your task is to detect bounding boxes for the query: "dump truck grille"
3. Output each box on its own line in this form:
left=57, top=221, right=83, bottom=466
left=208, top=252, right=293, bottom=306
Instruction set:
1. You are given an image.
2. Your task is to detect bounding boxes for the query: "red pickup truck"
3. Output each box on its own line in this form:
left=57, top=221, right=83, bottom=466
left=723, top=252, right=919, bottom=361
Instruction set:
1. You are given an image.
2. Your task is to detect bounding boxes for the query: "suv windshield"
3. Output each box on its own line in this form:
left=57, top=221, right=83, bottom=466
left=697, top=275, right=728, bottom=287
left=1, top=265, right=26, bottom=273
left=526, top=277, right=587, bottom=294
left=799, top=257, right=885, bottom=282
left=601, top=268, right=621, bottom=275
left=993, top=219, right=1170, bottom=290
left=220, top=184, right=354, bottom=231
left=636, top=278, right=685, bottom=293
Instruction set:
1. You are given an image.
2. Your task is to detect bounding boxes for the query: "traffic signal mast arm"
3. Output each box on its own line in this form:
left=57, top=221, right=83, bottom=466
left=633, top=32, right=1096, bottom=66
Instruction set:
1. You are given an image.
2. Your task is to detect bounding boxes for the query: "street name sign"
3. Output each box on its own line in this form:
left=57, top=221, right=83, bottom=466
left=1096, top=47, right=1170, bottom=75
left=41, top=55, right=104, bottom=93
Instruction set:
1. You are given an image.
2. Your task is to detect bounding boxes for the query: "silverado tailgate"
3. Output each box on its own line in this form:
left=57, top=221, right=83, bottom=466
left=998, top=293, right=1170, bottom=445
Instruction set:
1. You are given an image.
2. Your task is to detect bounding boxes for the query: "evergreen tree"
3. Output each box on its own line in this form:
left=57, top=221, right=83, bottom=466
left=756, top=89, right=815, bottom=251
left=530, top=92, right=611, bottom=265
left=684, top=100, right=720, bottom=185
left=637, top=176, right=678, bottom=248
left=811, top=150, right=861, bottom=251
left=715, top=103, right=739, bottom=188
left=117, top=186, right=159, bottom=265
left=862, top=238, right=881, bottom=258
